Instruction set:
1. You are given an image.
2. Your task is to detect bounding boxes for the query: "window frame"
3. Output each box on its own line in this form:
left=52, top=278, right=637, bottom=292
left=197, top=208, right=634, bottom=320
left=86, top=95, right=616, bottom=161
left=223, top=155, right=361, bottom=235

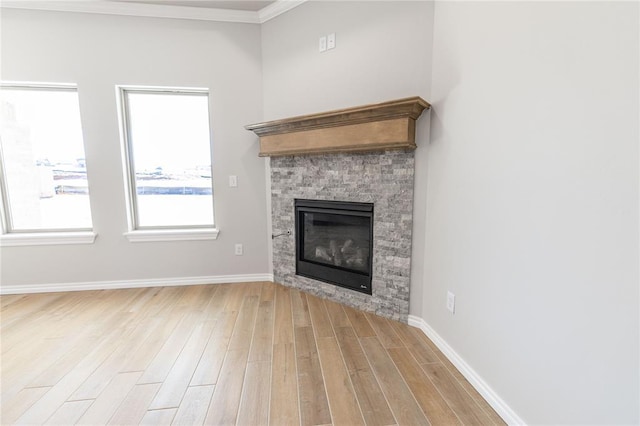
left=116, top=85, right=219, bottom=242
left=0, top=82, right=96, bottom=246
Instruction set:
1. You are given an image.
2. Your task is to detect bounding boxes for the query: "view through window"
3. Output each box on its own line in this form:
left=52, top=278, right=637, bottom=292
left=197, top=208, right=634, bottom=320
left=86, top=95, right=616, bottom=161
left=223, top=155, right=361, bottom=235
left=0, top=84, right=93, bottom=231
left=121, top=88, right=214, bottom=228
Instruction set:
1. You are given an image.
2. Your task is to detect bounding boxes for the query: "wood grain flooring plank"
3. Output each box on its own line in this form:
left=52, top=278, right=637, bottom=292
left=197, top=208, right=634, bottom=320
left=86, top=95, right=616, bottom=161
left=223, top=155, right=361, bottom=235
left=0, top=292, right=65, bottom=333
left=149, top=319, right=217, bottom=409
left=270, top=342, right=300, bottom=425
left=0, top=294, right=26, bottom=309
left=171, top=385, right=215, bottom=426
left=388, top=321, right=440, bottom=364
left=72, top=315, right=165, bottom=400
left=248, top=299, right=274, bottom=363
left=138, top=312, right=201, bottom=384
left=203, top=293, right=258, bottom=425
left=135, top=286, right=186, bottom=319
left=76, top=371, right=142, bottom=425
left=46, top=399, right=93, bottom=425
left=3, top=289, right=136, bottom=384
left=334, top=327, right=396, bottom=426
left=273, top=284, right=294, bottom=345
left=343, top=305, right=376, bottom=337
left=308, top=294, right=334, bottom=338
left=421, top=363, right=492, bottom=426
left=202, top=348, right=250, bottom=426
left=223, top=283, right=248, bottom=312
left=0, top=386, right=50, bottom=424
left=174, top=285, right=212, bottom=313
left=295, top=326, right=331, bottom=426
left=2, top=293, right=75, bottom=342
left=107, top=383, right=162, bottom=426
left=388, top=347, right=461, bottom=425
left=201, top=284, right=230, bottom=314
left=324, top=299, right=350, bottom=329
left=260, top=280, right=276, bottom=303
left=411, top=330, right=505, bottom=425
left=190, top=311, right=238, bottom=386
left=244, top=281, right=265, bottom=298
left=2, top=290, right=144, bottom=404
left=120, top=310, right=184, bottom=373
left=20, top=288, right=176, bottom=395
left=359, top=336, right=430, bottom=425
left=316, top=337, right=365, bottom=426
left=439, top=362, right=505, bottom=424
left=365, top=313, right=404, bottom=349
left=14, top=324, right=141, bottom=425
left=236, top=362, right=271, bottom=426
left=227, top=295, right=259, bottom=351
left=140, top=408, right=177, bottom=425
left=1, top=338, right=67, bottom=399
left=291, top=288, right=311, bottom=327
left=26, top=335, right=100, bottom=388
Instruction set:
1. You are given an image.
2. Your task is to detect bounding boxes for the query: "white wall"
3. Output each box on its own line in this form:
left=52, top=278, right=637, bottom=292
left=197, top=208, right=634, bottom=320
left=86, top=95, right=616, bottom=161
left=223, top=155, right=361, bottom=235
left=0, top=9, right=270, bottom=288
left=425, top=2, right=639, bottom=424
left=261, top=0, right=434, bottom=315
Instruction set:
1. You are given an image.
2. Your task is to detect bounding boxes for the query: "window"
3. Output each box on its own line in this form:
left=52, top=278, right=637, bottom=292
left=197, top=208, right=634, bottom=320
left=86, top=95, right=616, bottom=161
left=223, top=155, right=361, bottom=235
left=118, top=87, right=217, bottom=241
left=0, top=83, right=95, bottom=243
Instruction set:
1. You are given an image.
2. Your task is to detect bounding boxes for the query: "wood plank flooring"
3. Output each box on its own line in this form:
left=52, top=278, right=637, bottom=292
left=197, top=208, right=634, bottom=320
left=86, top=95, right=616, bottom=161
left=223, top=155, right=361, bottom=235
left=0, top=282, right=505, bottom=425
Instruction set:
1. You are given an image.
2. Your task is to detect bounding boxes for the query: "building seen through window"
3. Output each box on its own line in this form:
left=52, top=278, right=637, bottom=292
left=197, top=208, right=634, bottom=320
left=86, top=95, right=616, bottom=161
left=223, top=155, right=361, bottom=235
left=0, top=84, right=93, bottom=232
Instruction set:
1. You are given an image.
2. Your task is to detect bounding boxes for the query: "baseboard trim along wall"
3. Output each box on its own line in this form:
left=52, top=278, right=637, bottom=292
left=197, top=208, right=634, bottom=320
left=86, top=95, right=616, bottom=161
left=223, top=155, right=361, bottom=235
left=0, top=273, right=275, bottom=295
left=408, top=315, right=526, bottom=426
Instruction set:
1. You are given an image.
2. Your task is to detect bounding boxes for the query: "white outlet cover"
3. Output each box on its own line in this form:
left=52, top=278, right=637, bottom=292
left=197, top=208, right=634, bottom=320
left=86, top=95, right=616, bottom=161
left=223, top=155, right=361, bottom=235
left=327, top=33, right=336, bottom=50
left=319, top=36, right=327, bottom=52
left=447, top=291, right=455, bottom=314
left=229, top=175, right=237, bottom=187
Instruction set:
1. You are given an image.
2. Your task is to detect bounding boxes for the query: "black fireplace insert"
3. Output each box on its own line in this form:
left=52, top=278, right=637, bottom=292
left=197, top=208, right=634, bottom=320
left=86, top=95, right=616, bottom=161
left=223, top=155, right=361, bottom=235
left=295, top=199, right=373, bottom=294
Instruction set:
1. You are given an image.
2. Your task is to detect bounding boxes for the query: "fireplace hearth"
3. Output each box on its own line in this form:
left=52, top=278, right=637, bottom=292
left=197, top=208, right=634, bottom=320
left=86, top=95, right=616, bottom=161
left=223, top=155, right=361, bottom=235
left=295, top=199, right=373, bottom=294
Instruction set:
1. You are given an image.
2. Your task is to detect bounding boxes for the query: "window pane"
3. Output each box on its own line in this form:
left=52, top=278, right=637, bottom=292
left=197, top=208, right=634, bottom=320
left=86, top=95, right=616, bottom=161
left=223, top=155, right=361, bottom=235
left=125, top=91, right=213, bottom=228
left=0, top=86, right=92, bottom=231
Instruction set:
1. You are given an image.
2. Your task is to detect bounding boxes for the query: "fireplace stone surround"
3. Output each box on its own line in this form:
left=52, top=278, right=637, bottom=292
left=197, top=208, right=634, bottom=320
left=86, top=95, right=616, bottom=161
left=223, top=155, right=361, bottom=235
left=247, top=97, right=429, bottom=323
left=270, top=151, right=414, bottom=321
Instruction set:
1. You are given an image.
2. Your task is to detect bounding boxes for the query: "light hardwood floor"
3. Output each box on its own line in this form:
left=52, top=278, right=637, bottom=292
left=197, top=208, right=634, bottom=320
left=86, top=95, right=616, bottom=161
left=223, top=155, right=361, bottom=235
left=1, top=282, right=505, bottom=425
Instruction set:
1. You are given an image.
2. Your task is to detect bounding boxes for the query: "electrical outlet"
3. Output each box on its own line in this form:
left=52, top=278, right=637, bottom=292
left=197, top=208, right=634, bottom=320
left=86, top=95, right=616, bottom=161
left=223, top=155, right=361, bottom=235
left=447, top=291, right=455, bottom=314
left=229, top=175, right=237, bottom=187
left=319, top=36, right=327, bottom=52
left=235, top=243, right=243, bottom=256
left=327, top=33, right=336, bottom=50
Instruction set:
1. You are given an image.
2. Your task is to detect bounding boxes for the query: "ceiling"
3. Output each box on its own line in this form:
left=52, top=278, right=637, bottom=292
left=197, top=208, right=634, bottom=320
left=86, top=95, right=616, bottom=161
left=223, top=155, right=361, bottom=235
left=113, top=1, right=276, bottom=12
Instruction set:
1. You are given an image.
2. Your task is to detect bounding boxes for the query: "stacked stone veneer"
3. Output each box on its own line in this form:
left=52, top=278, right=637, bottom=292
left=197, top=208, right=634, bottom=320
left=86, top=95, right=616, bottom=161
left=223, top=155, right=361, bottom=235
left=270, top=150, right=414, bottom=322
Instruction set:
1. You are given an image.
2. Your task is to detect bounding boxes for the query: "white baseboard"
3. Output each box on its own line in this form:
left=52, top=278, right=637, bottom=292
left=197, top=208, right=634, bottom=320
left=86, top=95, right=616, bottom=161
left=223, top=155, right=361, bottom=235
left=0, top=273, right=275, bottom=295
left=408, top=315, right=525, bottom=426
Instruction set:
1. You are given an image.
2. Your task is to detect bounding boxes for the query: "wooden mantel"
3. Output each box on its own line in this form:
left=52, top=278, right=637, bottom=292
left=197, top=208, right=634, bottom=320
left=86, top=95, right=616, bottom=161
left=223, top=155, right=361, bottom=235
left=245, top=97, right=430, bottom=157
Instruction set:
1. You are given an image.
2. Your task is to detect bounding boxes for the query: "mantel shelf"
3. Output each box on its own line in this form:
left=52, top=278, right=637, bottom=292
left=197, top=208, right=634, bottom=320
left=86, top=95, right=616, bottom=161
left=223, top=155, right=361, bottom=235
left=245, top=97, right=430, bottom=157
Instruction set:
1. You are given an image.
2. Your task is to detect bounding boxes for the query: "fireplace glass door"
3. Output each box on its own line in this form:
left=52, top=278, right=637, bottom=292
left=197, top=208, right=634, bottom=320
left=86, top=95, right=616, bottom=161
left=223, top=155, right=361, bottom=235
left=295, top=199, right=373, bottom=294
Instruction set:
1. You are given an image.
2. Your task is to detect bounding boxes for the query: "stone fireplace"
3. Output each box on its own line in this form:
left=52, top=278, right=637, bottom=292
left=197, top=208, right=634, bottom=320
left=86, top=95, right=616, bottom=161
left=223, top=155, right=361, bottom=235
left=246, top=97, right=429, bottom=322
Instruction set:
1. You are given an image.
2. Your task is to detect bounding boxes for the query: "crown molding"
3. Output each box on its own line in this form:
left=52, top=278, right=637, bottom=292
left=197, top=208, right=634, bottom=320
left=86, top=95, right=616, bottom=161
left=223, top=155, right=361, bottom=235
left=0, top=0, right=306, bottom=24
left=258, top=0, right=306, bottom=23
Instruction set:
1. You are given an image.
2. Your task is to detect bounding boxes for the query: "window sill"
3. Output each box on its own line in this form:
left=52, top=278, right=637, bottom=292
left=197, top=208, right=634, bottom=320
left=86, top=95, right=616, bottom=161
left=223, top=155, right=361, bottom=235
left=124, top=228, right=220, bottom=242
left=0, top=231, right=97, bottom=247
